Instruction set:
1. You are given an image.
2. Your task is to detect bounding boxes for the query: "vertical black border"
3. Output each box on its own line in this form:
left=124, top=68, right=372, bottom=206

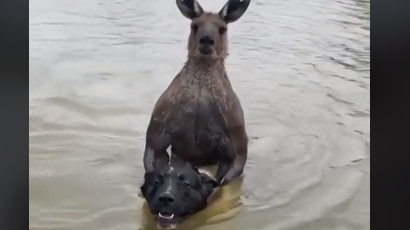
left=372, top=0, right=410, bottom=229
left=0, top=0, right=29, bottom=229
left=1, top=0, right=409, bottom=229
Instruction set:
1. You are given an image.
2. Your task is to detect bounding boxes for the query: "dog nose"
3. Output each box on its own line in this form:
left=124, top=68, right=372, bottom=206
left=158, top=193, right=175, bottom=204
left=199, top=36, right=214, bottom=46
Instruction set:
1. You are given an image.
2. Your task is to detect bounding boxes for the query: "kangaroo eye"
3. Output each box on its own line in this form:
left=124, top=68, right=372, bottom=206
left=191, top=24, right=198, bottom=33
left=219, top=27, right=227, bottom=34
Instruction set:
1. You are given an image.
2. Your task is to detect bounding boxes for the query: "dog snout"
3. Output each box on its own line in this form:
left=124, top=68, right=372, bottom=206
left=158, top=192, right=175, bottom=204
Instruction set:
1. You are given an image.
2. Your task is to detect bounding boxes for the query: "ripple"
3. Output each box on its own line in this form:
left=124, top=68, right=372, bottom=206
left=242, top=133, right=327, bottom=211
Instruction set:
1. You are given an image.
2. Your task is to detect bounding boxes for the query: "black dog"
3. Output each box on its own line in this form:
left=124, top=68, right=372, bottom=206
left=141, top=156, right=217, bottom=229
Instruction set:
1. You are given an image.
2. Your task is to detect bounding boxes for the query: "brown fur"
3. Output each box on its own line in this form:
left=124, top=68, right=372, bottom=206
left=188, top=13, right=229, bottom=59
left=143, top=0, right=251, bottom=186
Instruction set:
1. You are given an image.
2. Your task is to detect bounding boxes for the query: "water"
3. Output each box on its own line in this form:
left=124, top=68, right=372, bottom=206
left=29, top=0, right=370, bottom=229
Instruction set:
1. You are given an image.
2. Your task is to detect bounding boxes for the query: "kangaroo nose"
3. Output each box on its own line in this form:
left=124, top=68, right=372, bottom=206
left=158, top=193, right=175, bottom=204
left=199, top=36, right=214, bottom=46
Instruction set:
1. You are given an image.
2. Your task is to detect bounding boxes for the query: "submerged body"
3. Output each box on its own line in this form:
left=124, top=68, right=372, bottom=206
left=142, top=0, right=251, bottom=228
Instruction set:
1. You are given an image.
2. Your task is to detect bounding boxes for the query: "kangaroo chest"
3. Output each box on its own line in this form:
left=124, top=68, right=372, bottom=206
left=166, top=78, right=228, bottom=163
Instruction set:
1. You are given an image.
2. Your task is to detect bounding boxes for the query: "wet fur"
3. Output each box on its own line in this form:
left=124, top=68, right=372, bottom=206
left=140, top=159, right=216, bottom=228
left=144, top=0, right=250, bottom=186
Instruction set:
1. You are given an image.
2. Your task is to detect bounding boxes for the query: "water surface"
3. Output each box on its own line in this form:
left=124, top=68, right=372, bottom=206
left=29, top=0, right=370, bottom=229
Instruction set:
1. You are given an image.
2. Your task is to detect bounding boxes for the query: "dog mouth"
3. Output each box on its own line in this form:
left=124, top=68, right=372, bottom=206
left=155, top=212, right=179, bottom=229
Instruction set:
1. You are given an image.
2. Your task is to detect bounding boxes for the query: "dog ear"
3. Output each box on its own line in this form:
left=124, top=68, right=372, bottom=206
left=140, top=183, right=147, bottom=198
left=140, top=171, right=158, bottom=198
left=140, top=184, right=147, bottom=198
left=199, top=172, right=217, bottom=203
left=200, top=172, right=218, bottom=188
left=189, top=163, right=200, bottom=173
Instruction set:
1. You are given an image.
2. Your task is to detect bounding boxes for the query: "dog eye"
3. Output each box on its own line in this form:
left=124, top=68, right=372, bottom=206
left=183, top=182, right=191, bottom=189
left=152, top=176, right=161, bottom=185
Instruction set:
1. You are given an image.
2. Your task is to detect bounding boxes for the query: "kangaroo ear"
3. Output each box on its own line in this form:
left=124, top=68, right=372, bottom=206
left=219, top=0, right=251, bottom=23
left=176, top=0, right=204, bottom=20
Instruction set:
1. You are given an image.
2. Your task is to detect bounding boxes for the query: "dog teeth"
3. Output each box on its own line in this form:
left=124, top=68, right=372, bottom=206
left=158, top=213, right=174, bottom=219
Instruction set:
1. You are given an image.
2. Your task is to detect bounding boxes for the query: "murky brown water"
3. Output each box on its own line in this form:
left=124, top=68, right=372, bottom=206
left=29, top=0, right=370, bottom=229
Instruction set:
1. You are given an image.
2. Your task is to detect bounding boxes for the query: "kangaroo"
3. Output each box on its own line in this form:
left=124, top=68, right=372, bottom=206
left=143, top=0, right=251, bottom=187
